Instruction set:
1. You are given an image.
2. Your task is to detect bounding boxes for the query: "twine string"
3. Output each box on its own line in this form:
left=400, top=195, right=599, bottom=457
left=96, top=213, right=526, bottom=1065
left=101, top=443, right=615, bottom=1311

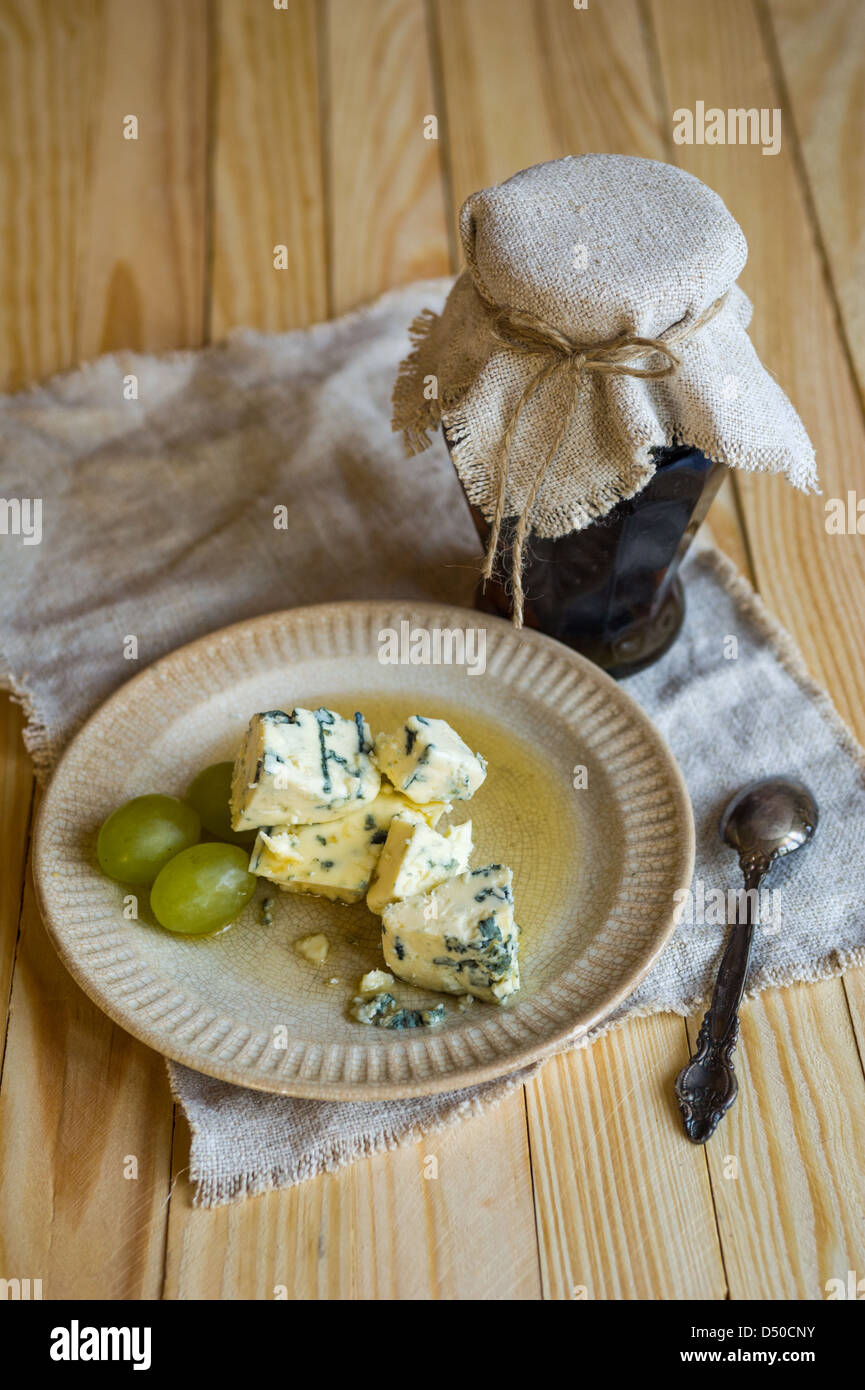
left=481, top=292, right=728, bottom=627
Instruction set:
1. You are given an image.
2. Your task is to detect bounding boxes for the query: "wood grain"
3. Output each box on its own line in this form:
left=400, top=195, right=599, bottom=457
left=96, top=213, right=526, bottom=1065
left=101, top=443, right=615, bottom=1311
left=165, top=1092, right=540, bottom=1300
left=0, top=0, right=94, bottom=390
left=0, top=864, right=172, bottom=1299
left=210, top=0, right=327, bottom=335
left=165, top=0, right=330, bottom=1293
left=75, top=0, right=208, bottom=354
left=432, top=0, right=667, bottom=237
left=650, top=0, right=865, bottom=720
left=757, top=0, right=865, bottom=1099
left=526, top=1017, right=726, bottom=1300
left=764, top=0, right=865, bottom=397
left=704, top=980, right=865, bottom=1299
left=706, top=476, right=756, bottom=582
left=326, top=0, right=450, bottom=315
left=162, top=0, right=536, bottom=1299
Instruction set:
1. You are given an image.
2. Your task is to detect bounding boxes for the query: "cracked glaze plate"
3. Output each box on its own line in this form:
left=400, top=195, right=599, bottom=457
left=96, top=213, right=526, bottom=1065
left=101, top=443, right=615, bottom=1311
left=33, top=601, right=694, bottom=1100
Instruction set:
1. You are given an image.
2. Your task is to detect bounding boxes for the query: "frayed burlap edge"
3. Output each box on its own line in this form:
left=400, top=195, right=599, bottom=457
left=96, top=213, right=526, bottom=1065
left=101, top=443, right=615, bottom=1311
left=392, top=303, right=664, bottom=535
left=167, top=1058, right=542, bottom=1208
left=391, top=291, right=820, bottom=540
left=0, top=663, right=60, bottom=782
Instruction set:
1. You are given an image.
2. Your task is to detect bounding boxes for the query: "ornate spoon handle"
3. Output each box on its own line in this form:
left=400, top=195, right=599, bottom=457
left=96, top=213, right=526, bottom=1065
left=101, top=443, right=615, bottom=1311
left=675, top=860, right=766, bottom=1143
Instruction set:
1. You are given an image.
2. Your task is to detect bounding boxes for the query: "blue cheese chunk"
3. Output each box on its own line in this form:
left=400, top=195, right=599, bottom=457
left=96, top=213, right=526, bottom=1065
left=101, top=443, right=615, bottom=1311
left=349, top=992, right=447, bottom=1029
left=366, top=813, right=473, bottom=915
left=248, top=788, right=447, bottom=904
left=373, top=716, right=486, bottom=805
left=231, top=707, right=380, bottom=831
left=381, top=864, right=519, bottom=1004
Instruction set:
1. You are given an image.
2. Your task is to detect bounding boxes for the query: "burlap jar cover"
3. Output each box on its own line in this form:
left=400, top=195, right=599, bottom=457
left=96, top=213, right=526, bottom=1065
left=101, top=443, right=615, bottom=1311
left=392, top=155, right=818, bottom=621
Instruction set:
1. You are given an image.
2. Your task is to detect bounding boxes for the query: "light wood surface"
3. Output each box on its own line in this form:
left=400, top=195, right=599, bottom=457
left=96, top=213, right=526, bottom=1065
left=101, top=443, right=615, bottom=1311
left=1, top=0, right=863, bottom=1300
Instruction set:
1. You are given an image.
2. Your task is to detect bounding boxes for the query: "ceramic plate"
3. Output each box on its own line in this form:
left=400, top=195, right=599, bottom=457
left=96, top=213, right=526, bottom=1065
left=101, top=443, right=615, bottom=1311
left=33, top=601, right=694, bottom=1100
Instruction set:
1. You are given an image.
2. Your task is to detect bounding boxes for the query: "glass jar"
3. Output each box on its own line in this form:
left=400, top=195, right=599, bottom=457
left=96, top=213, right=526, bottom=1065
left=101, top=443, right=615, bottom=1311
left=445, top=433, right=726, bottom=678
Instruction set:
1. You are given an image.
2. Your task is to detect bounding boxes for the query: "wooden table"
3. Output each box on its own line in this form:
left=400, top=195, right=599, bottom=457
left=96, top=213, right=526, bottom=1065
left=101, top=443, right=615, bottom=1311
left=2, top=0, right=864, bottom=1301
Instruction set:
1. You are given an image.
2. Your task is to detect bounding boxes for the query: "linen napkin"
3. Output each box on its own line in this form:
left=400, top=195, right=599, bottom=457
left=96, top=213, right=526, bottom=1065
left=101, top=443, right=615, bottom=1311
left=2, top=278, right=863, bottom=1206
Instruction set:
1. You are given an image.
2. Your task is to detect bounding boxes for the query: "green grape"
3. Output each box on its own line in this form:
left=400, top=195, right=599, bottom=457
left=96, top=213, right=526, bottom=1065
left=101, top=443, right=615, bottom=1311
left=150, top=843, right=257, bottom=935
left=97, top=795, right=201, bottom=884
left=186, top=761, right=254, bottom=846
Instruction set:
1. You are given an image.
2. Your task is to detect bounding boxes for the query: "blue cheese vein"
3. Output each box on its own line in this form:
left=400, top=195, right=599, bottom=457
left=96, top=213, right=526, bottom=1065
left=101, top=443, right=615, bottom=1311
left=230, top=706, right=379, bottom=831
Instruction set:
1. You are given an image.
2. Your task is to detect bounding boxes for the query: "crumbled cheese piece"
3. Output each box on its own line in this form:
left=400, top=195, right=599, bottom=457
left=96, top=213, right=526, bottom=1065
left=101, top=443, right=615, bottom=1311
left=358, top=969, right=395, bottom=995
left=294, top=933, right=330, bottom=965
left=350, top=991, right=396, bottom=1025
left=349, top=992, right=446, bottom=1030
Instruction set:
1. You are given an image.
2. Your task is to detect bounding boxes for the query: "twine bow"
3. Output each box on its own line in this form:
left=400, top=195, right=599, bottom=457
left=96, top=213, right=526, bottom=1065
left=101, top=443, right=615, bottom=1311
left=480, top=292, right=728, bottom=627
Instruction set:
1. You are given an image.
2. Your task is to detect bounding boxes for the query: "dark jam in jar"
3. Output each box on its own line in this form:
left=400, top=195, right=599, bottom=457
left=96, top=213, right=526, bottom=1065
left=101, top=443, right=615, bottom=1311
left=446, top=435, right=726, bottom=678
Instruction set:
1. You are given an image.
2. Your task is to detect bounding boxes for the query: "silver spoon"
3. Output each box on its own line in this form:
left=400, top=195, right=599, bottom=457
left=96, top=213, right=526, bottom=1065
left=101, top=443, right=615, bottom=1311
left=675, top=777, right=818, bottom=1143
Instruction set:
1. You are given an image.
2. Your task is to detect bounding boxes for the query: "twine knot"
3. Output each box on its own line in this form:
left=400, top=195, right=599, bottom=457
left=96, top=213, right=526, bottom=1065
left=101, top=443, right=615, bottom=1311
left=480, top=292, right=728, bottom=627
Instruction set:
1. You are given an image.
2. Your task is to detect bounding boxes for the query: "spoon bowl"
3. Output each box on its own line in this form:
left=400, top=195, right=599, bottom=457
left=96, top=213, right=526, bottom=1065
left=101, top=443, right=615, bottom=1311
left=720, top=777, right=818, bottom=870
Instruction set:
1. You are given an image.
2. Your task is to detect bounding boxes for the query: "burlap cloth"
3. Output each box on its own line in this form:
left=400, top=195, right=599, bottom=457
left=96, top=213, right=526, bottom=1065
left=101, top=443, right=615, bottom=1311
left=393, top=156, right=817, bottom=541
left=2, top=279, right=863, bottom=1207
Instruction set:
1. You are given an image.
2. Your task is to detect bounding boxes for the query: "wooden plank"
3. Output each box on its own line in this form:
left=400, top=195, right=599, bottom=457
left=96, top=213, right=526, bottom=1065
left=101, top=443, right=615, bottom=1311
left=0, top=858, right=174, bottom=1299
left=706, top=980, right=865, bottom=1299
left=764, top=0, right=865, bottom=396
left=0, top=0, right=209, bottom=1297
left=0, top=0, right=94, bottom=390
left=75, top=0, right=209, bottom=353
left=327, top=0, right=450, bottom=313
left=433, top=0, right=666, bottom=228
left=0, top=0, right=80, bottom=1058
left=527, top=1018, right=727, bottom=1300
left=649, top=0, right=865, bottom=1297
left=324, top=0, right=531, bottom=1296
left=210, top=0, right=327, bottom=335
left=434, top=0, right=727, bottom=1300
left=164, top=1092, right=541, bottom=1299
left=841, top=964, right=865, bottom=1064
